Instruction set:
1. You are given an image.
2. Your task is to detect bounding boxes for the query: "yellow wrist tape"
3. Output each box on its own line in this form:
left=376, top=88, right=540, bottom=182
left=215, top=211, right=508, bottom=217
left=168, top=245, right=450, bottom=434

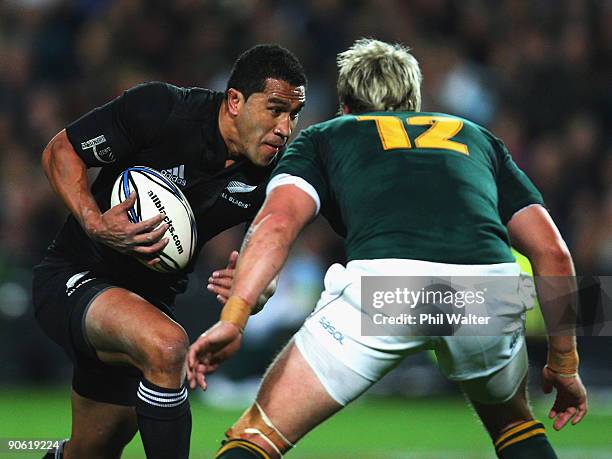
left=220, top=296, right=251, bottom=333
left=546, top=348, right=579, bottom=376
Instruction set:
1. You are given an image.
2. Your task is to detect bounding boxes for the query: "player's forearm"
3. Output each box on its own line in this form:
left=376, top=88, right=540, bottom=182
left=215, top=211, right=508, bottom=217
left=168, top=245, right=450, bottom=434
left=232, top=213, right=296, bottom=308
left=530, top=245, right=577, bottom=341
left=529, top=241, right=575, bottom=277
left=507, top=206, right=579, bottom=356
left=221, top=187, right=314, bottom=331
left=529, top=245, right=580, bottom=373
left=42, top=130, right=103, bottom=234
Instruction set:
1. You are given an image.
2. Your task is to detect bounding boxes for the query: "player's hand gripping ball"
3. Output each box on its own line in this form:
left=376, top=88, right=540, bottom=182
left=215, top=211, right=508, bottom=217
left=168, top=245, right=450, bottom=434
left=111, top=166, right=197, bottom=272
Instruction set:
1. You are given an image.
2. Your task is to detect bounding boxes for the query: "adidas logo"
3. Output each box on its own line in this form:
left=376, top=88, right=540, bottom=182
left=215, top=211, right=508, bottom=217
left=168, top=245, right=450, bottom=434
left=226, top=181, right=257, bottom=193
left=161, top=165, right=186, bottom=186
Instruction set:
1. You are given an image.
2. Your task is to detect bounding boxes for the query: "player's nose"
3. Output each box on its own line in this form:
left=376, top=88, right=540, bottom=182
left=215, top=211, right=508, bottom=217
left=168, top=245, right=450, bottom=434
left=273, top=115, right=292, bottom=141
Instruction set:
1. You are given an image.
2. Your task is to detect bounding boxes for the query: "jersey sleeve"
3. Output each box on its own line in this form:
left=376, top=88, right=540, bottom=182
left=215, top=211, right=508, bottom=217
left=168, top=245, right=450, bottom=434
left=65, top=82, right=174, bottom=167
left=495, top=139, right=545, bottom=224
left=270, top=127, right=330, bottom=211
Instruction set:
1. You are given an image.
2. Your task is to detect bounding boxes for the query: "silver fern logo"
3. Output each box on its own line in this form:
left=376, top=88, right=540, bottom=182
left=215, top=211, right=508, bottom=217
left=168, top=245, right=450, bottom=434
left=226, top=181, right=257, bottom=193
left=65, top=271, right=93, bottom=296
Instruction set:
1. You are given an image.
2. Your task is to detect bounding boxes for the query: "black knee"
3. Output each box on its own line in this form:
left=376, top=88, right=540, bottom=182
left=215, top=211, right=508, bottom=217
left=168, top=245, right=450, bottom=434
left=139, top=325, right=189, bottom=374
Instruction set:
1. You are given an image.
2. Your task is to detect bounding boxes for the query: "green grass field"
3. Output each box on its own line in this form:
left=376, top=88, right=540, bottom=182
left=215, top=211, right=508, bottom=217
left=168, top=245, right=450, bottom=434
left=0, top=387, right=610, bottom=458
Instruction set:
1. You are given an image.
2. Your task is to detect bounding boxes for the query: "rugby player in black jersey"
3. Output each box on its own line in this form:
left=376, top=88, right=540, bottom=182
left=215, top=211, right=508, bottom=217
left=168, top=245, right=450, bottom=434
left=33, top=44, right=306, bottom=459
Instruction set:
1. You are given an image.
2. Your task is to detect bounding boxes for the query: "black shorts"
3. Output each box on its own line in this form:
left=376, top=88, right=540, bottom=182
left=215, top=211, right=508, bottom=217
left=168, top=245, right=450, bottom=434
left=33, top=257, right=173, bottom=406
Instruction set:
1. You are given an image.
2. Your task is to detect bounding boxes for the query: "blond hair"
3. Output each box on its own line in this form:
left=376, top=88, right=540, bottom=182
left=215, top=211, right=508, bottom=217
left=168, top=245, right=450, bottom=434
left=337, top=38, right=422, bottom=113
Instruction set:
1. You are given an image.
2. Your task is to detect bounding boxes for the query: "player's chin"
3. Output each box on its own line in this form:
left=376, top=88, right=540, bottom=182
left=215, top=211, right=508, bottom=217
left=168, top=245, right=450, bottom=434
left=256, top=144, right=279, bottom=165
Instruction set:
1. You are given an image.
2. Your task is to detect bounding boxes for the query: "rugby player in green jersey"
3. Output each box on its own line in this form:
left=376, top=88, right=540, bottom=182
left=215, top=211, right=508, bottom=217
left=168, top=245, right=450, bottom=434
left=189, top=39, right=587, bottom=459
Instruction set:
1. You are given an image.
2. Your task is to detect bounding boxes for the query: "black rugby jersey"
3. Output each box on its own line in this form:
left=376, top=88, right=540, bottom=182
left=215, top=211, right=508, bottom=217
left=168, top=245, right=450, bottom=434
left=45, top=82, right=274, bottom=303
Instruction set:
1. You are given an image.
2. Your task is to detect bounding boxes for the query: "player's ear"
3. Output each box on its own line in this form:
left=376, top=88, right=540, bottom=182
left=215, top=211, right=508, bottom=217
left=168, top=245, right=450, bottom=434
left=341, top=103, right=351, bottom=114
left=226, top=88, right=245, bottom=117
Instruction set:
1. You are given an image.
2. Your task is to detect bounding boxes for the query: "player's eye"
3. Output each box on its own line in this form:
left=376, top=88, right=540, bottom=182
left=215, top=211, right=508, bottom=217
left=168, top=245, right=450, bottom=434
left=290, top=105, right=304, bottom=121
left=269, top=107, right=283, bottom=116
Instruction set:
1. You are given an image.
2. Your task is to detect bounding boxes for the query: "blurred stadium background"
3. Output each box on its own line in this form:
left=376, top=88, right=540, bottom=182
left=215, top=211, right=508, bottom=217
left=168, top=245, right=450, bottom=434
left=0, top=0, right=610, bottom=457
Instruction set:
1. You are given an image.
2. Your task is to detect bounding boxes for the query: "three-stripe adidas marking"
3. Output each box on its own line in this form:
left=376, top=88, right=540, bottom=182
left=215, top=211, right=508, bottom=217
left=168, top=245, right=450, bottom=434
left=137, top=383, right=188, bottom=408
left=161, top=165, right=186, bottom=186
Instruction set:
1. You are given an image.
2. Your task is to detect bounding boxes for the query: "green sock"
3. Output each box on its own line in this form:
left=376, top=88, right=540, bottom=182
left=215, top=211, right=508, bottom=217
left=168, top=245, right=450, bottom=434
left=495, top=420, right=557, bottom=459
left=215, top=439, right=271, bottom=459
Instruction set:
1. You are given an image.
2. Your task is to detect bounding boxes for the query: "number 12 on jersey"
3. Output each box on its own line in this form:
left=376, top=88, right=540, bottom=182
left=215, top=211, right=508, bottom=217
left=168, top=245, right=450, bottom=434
left=357, top=115, right=469, bottom=155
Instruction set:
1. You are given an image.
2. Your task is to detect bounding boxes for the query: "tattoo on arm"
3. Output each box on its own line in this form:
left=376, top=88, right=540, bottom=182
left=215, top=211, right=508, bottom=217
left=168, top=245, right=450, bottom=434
left=241, top=225, right=255, bottom=253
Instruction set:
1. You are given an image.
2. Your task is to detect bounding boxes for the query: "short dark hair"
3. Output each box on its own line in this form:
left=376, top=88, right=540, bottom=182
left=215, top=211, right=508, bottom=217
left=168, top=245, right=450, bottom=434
left=226, top=44, right=307, bottom=100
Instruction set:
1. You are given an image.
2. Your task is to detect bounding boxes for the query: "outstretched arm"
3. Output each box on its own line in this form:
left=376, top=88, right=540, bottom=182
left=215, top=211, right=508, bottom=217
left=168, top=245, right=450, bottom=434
left=187, top=184, right=316, bottom=389
left=230, top=186, right=315, bottom=307
left=507, top=204, right=587, bottom=430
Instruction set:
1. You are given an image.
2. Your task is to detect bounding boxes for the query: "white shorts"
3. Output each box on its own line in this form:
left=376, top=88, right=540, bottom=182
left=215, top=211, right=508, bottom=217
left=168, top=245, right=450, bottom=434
left=294, top=259, right=529, bottom=405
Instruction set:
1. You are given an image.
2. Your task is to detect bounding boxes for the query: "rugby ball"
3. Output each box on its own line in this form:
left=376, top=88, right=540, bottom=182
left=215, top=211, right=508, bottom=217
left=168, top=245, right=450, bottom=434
left=110, top=166, right=197, bottom=272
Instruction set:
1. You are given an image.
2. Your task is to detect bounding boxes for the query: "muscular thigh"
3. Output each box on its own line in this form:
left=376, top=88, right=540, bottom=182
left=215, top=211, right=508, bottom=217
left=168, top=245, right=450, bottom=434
left=84, top=287, right=184, bottom=368
left=33, top=262, right=186, bottom=404
left=34, top=264, right=174, bottom=364
left=33, top=265, right=116, bottom=363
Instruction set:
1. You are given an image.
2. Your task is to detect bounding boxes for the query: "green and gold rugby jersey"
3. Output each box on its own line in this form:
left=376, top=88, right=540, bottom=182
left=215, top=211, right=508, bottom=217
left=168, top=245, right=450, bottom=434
left=272, top=112, right=544, bottom=264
